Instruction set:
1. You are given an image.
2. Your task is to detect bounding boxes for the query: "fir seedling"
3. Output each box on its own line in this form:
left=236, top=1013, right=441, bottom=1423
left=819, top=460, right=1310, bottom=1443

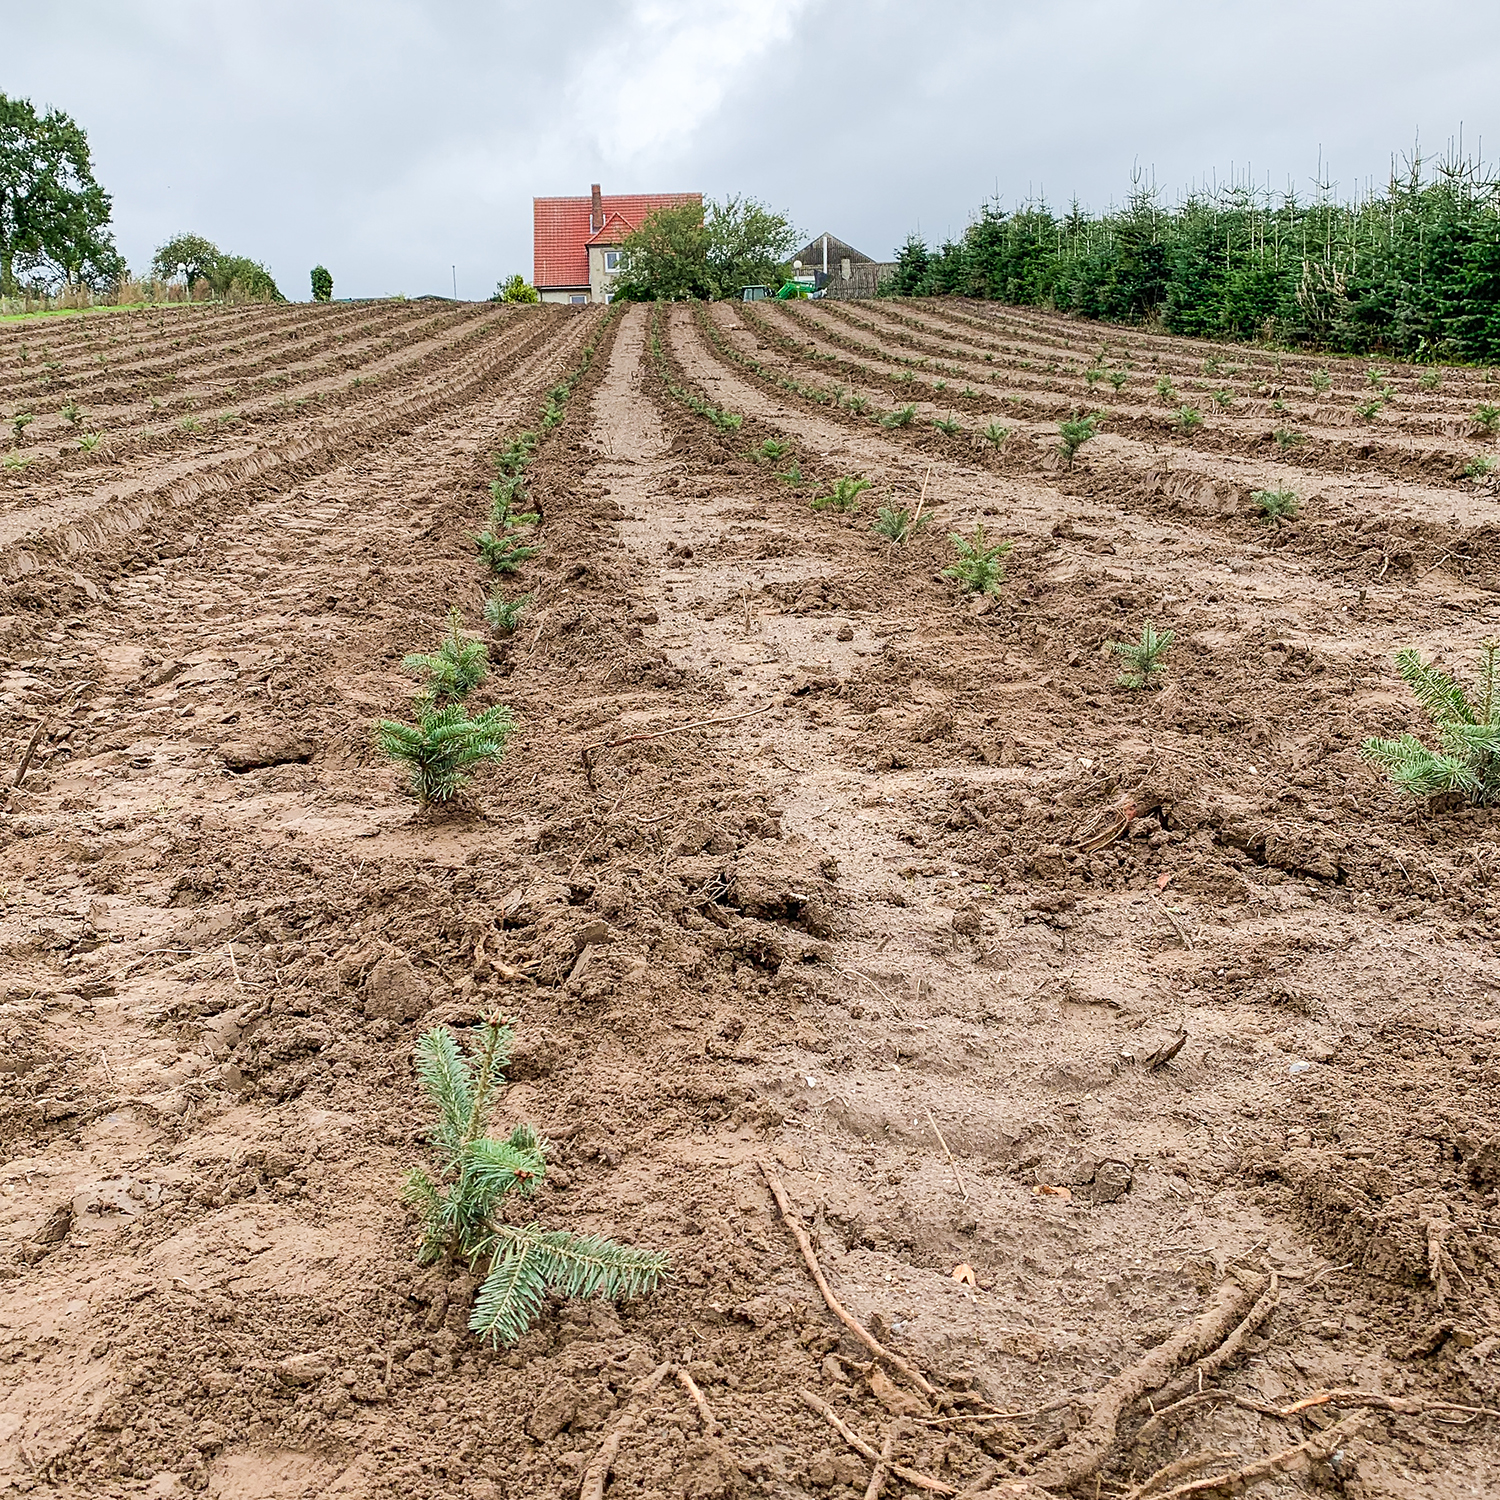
left=1474, top=403, right=1500, bottom=435
left=79, top=431, right=101, bottom=452
left=484, top=590, right=533, bottom=635
left=1211, top=388, right=1234, bottom=411
left=180, top=417, right=201, bottom=433
left=1418, top=369, right=1442, bottom=392
left=881, top=404, right=917, bottom=428
left=2, top=452, right=28, bottom=471
left=403, top=610, right=489, bottom=703
left=1252, top=486, right=1299, bottom=524
left=1273, top=427, right=1306, bottom=452
left=1155, top=375, right=1176, bottom=403
left=775, top=463, right=803, bottom=486
left=983, top=422, right=1011, bottom=448
left=1464, top=455, right=1496, bottom=478
left=873, top=505, right=932, bottom=544
left=933, top=413, right=961, bottom=436
left=1108, top=370, right=1129, bottom=393
left=11, top=410, right=33, bottom=443
left=1311, top=370, right=1332, bottom=394
left=1110, top=622, right=1174, bottom=690
left=962, top=386, right=978, bottom=400
left=375, top=702, right=515, bottom=805
left=1084, top=367, right=1104, bottom=389
left=812, top=476, right=872, bottom=513
left=1057, top=414, right=1100, bottom=468
left=61, top=401, right=83, bottom=427
left=756, top=438, right=790, bottom=463
left=1355, top=397, right=1383, bottom=422
left=709, top=408, right=743, bottom=432
left=942, top=526, right=1012, bottom=595
left=477, top=530, right=539, bottom=574
left=404, top=1015, right=668, bottom=1346
left=846, top=395, right=870, bottom=415
left=1359, top=642, right=1500, bottom=805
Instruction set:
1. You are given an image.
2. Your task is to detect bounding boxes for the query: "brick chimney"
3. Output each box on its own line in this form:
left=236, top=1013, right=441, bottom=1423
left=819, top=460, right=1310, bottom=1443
left=590, top=184, right=603, bottom=234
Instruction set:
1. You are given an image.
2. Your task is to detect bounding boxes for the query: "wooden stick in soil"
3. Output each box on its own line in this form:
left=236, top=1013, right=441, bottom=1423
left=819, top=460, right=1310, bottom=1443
left=580, top=1360, right=674, bottom=1500
left=863, top=1424, right=898, bottom=1500
left=759, top=1161, right=939, bottom=1399
left=799, top=1392, right=954, bottom=1495
left=1152, top=1272, right=1278, bottom=1408
left=676, top=1365, right=721, bottom=1435
left=924, top=1107, right=968, bottom=1200
left=13, top=716, right=47, bottom=788
left=910, top=462, right=934, bottom=531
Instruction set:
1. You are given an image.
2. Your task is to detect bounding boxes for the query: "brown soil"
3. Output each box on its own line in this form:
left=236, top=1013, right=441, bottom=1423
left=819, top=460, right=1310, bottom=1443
left=2, top=297, right=1498, bottom=1500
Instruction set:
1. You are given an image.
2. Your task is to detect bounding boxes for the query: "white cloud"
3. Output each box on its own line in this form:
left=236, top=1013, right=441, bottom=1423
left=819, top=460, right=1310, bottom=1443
left=567, top=0, right=810, bottom=167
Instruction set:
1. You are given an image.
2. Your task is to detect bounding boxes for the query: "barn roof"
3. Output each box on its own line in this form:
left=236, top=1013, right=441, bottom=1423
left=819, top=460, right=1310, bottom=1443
left=533, top=192, right=702, bottom=288
left=793, top=232, right=876, bottom=268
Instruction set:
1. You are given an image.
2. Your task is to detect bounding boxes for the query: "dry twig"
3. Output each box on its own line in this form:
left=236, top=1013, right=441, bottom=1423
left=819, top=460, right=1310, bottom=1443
left=799, top=1391, right=953, bottom=1495
left=925, top=1108, right=968, bottom=1200
left=1143, top=1411, right=1367, bottom=1499
left=1152, top=1273, right=1278, bottom=1408
left=13, top=716, right=48, bottom=788
left=760, top=1162, right=938, bottom=1399
left=1125, top=1450, right=1238, bottom=1500
left=863, top=1424, right=898, bottom=1500
left=676, top=1365, right=721, bottom=1435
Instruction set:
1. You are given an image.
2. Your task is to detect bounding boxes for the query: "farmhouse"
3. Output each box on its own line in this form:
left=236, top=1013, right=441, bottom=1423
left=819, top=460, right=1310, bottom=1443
left=533, top=184, right=702, bottom=304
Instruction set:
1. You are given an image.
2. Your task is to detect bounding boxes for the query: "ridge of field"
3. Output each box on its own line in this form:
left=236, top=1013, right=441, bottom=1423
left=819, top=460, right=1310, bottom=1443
left=0, top=297, right=1496, bottom=1500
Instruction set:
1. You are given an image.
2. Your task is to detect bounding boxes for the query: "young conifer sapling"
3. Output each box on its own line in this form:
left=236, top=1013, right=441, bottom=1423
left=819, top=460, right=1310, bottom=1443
left=1110, top=622, right=1174, bottom=690
left=403, top=609, right=489, bottom=703
left=1359, top=642, right=1500, bottom=804
left=942, top=526, right=1013, bottom=595
left=405, top=1015, right=668, bottom=1345
left=376, top=703, right=515, bottom=805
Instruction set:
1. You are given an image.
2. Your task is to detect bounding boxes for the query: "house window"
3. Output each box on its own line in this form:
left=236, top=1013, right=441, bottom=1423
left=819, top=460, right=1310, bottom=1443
left=570, top=294, right=587, bottom=305
left=604, top=250, right=622, bottom=272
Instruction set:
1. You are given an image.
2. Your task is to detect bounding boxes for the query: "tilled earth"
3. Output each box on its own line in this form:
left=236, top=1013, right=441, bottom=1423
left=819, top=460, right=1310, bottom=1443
left=1, top=296, right=1499, bottom=1500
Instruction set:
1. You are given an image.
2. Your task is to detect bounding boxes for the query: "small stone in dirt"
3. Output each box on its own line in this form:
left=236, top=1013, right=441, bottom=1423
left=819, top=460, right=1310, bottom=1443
left=278, top=1352, right=331, bottom=1385
left=218, top=735, right=317, bottom=772
left=836, top=622, right=854, bottom=641
left=403, top=1348, right=435, bottom=1377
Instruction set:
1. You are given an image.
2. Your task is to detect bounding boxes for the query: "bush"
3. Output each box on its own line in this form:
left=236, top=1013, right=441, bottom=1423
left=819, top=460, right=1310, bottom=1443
left=375, top=702, right=514, bottom=805
left=942, top=526, right=1012, bottom=595
left=310, top=265, right=333, bottom=301
left=1360, top=642, right=1500, bottom=804
left=404, top=1015, right=668, bottom=1345
left=494, top=274, right=539, bottom=304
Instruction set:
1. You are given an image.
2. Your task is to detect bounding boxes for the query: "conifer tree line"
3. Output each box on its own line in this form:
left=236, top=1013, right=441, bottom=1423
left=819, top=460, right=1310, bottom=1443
left=889, top=149, right=1500, bottom=361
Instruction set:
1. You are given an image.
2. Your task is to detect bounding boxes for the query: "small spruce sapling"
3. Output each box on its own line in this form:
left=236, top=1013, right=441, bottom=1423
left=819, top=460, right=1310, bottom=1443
left=983, top=422, right=1010, bottom=448
left=1110, top=622, right=1174, bottom=690
left=881, top=404, right=917, bottom=429
left=1174, top=405, right=1203, bottom=434
left=11, top=410, right=33, bottom=444
left=812, top=476, right=872, bottom=513
left=756, top=438, right=790, bottom=463
left=1474, top=403, right=1500, bottom=435
left=376, top=703, right=515, bottom=805
left=1464, top=455, right=1496, bottom=479
left=1418, top=369, right=1442, bottom=391
left=1252, top=487, right=1299, bottom=524
left=79, top=431, right=101, bottom=452
left=1273, top=427, right=1306, bottom=452
left=61, top=401, right=83, bottom=427
left=1108, top=370, right=1129, bottom=393
left=1359, top=642, right=1500, bottom=804
left=1155, top=376, right=1176, bottom=403
left=774, top=463, right=803, bottom=486
left=484, top=591, right=533, bottom=635
left=873, top=505, right=931, bottom=544
left=404, top=1015, right=668, bottom=1345
left=1057, top=414, right=1100, bottom=468
left=932, top=413, right=961, bottom=436
left=1311, top=370, right=1331, bottom=394
left=942, top=527, right=1012, bottom=595
left=403, top=610, right=489, bottom=703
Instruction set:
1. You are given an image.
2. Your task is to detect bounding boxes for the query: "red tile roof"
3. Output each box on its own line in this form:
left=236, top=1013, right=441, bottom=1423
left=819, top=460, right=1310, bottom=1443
left=533, top=191, right=702, bottom=289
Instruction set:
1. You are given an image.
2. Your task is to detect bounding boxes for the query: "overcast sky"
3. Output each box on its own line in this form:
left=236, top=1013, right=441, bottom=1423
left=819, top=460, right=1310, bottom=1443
left=10, top=0, right=1500, bottom=300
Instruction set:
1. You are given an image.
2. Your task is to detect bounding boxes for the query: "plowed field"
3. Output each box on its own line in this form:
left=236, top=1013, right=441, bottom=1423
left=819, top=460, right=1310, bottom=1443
left=2, top=296, right=1498, bottom=1500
